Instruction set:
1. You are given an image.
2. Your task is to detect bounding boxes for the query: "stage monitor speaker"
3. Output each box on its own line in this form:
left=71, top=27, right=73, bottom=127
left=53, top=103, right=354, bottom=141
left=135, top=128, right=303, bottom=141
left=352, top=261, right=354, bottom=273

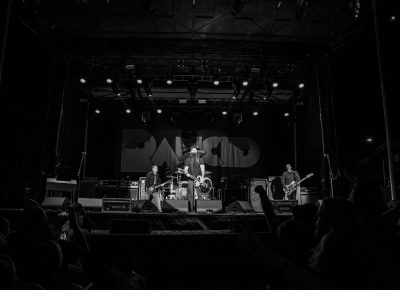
left=162, top=200, right=189, bottom=213
left=41, top=197, right=71, bottom=209
left=196, top=200, right=223, bottom=213
left=132, top=200, right=158, bottom=213
left=225, top=200, right=254, bottom=213
left=248, top=178, right=267, bottom=212
left=77, top=198, right=102, bottom=211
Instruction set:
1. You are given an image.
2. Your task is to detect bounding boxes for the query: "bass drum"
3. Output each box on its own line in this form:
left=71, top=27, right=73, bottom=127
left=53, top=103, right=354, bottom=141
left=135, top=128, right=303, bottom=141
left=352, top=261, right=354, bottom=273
left=198, top=177, right=213, bottom=199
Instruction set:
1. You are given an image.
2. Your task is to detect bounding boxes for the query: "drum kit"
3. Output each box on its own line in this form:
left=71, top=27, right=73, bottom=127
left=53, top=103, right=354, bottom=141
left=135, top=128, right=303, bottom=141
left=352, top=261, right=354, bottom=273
left=162, top=169, right=214, bottom=200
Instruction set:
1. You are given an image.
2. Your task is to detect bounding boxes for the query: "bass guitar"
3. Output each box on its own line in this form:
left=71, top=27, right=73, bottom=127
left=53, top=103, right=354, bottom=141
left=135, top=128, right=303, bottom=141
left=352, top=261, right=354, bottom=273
left=283, top=173, right=314, bottom=196
left=147, top=180, right=171, bottom=194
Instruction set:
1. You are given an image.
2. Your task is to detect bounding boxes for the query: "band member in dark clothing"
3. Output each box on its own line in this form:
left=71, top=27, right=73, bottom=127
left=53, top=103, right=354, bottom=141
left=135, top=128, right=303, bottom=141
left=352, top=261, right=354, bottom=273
left=184, top=148, right=205, bottom=212
left=145, top=165, right=162, bottom=211
left=281, top=163, right=301, bottom=201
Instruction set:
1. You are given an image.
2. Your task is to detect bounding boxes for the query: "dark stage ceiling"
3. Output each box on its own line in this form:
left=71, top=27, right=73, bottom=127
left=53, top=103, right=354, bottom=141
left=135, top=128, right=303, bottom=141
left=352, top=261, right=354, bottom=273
left=20, top=0, right=364, bottom=104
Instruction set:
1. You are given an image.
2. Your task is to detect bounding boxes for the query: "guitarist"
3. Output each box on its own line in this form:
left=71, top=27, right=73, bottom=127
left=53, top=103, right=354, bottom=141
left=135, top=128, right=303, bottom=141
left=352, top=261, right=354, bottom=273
left=184, top=148, right=205, bottom=212
left=281, top=163, right=301, bottom=201
left=145, top=165, right=162, bottom=211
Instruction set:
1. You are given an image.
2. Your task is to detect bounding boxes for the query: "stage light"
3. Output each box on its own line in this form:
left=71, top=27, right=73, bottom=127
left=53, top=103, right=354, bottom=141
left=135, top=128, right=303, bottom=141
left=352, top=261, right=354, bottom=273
left=253, top=111, right=258, bottom=116
left=136, top=79, right=143, bottom=84
left=117, top=92, right=121, bottom=97
left=242, top=80, right=249, bottom=87
left=366, top=137, right=373, bottom=143
left=106, top=78, right=113, bottom=84
left=390, top=16, right=396, bottom=22
left=148, top=93, right=152, bottom=97
left=94, top=109, right=101, bottom=114
left=222, top=111, right=227, bottom=115
left=157, top=109, right=162, bottom=114
left=80, top=78, right=86, bottom=84
left=213, top=80, right=220, bottom=86
left=198, top=99, right=207, bottom=104
left=272, top=82, right=279, bottom=88
left=284, top=112, right=290, bottom=117
left=125, top=108, right=132, bottom=114
left=166, top=79, right=173, bottom=85
left=232, top=95, right=236, bottom=99
left=179, top=99, right=188, bottom=104
left=298, top=83, right=305, bottom=88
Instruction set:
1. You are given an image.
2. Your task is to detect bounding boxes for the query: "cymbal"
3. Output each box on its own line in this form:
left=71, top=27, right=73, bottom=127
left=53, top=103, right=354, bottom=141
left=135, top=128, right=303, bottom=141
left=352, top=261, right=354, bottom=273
left=204, top=171, right=212, bottom=175
left=174, top=170, right=184, bottom=174
left=178, top=181, right=188, bottom=185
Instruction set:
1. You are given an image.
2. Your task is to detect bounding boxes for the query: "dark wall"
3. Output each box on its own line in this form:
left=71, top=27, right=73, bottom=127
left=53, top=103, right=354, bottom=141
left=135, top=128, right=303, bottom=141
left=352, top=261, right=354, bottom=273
left=0, top=2, right=61, bottom=206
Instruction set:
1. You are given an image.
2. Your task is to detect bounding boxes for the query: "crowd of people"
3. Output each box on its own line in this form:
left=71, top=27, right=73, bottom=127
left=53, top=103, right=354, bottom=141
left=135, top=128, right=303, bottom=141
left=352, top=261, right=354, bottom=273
left=0, top=178, right=399, bottom=290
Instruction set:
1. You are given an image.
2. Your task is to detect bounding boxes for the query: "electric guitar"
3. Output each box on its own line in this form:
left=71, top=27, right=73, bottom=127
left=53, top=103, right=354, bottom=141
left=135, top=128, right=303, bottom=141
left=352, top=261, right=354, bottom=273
left=283, top=173, right=314, bottom=196
left=176, top=168, right=204, bottom=188
left=147, top=180, right=171, bottom=194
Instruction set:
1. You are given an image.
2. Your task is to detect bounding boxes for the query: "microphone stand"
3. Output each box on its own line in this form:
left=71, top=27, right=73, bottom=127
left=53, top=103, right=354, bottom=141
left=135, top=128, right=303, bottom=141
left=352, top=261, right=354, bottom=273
left=325, top=154, right=334, bottom=198
left=75, top=152, right=87, bottom=203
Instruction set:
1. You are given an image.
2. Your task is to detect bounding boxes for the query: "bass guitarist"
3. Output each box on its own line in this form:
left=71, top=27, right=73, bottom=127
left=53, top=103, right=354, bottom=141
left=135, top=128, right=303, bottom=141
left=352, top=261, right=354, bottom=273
left=145, top=165, right=163, bottom=212
left=281, top=163, right=301, bottom=201
left=184, top=148, right=205, bottom=212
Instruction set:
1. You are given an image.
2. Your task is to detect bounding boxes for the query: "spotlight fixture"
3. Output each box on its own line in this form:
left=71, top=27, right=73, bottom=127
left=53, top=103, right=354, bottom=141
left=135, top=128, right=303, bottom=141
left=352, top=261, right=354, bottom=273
left=232, top=95, right=236, bottom=99
left=179, top=99, right=188, bottom=104
left=272, top=82, right=279, bottom=88
left=366, top=137, right=373, bottom=143
left=148, top=93, right=152, bottom=97
left=125, top=108, right=132, bottom=114
left=390, top=16, right=396, bottom=22
left=242, top=80, right=249, bottom=87
left=106, top=78, right=113, bottom=84
left=157, top=109, right=162, bottom=114
left=117, top=92, right=121, bottom=97
left=136, top=79, right=143, bottom=84
left=94, top=109, right=101, bottom=114
left=213, top=80, right=220, bottom=86
left=284, top=112, right=290, bottom=117
left=166, top=79, right=173, bottom=85
left=253, top=111, right=258, bottom=116
left=222, top=111, right=227, bottom=115
left=298, top=83, right=305, bottom=89
left=198, top=99, right=207, bottom=104
left=80, top=78, right=86, bottom=84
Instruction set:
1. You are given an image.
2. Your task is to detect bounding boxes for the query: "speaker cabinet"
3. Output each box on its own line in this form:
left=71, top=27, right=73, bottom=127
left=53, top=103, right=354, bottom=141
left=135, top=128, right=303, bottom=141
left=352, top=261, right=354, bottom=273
left=102, top=198, right=131, bottom=212
left=41, top=197, right=71, bottom=209
left=139, top=177, right=147, bottom=200
left=268, top=176, right=285, bottom=200
left=248, top=178, right=267, bottom=212
left=132, top=200, right=158, bottom=213
left=77, top=198, right=103, bottom=211
left=162, top=200, right=189, bottom=213
left=196, top=200, right=223, bottom=213
left=226, top=200, right=254, bottom=213
left=271, top=200, right=298, bottom=215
